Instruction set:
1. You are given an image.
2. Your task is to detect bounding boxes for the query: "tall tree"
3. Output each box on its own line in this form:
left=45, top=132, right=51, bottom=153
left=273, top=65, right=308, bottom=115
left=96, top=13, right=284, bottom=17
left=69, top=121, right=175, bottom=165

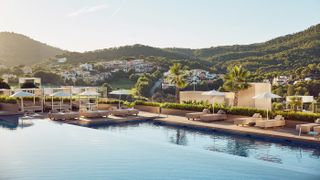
left=287, top=85, right=295, bottom=96
left=0, top=78, right=10, bottom=89
left=223, top=65, right=250, bottom=106
left=166, top=63, right=187, bottom=102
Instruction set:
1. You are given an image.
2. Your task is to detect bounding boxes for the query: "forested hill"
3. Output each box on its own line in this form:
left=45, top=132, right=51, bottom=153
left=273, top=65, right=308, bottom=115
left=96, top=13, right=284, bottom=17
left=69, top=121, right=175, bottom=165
left=57, top=44, right=199, bottom=64
left=1, top=23, right=319, bottom=73
left=168, top=24, right=320, bottom=74
left=0, top=32, right=65, bottom=66
left=58, top=24, right=320, bottom=75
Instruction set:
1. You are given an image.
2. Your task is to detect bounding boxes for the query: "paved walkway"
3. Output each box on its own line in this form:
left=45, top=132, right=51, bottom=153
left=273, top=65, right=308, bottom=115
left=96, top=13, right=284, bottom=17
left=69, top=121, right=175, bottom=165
left=137, top=111, right=320, bottom=144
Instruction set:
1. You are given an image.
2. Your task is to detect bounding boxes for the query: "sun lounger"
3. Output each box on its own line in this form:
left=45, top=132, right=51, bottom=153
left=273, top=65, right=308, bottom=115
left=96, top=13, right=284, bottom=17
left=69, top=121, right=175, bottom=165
left=186, top=109, right=210, bottom=120
left=313, top=126, right=320, bottom=133
left=199, top=110, right=227, bottom=122
left=49, top=112, right=66, bottom=121
left=65, top=112, right=80, bottom=120
left=234, top=113, right=263, bottom=126
left=80, top=111, right=102, bottom=118
left=111, top=109, right=139, bottom=116
left=127, top=109, right=139, bottom=116
left=296, top=123, right=320, bottom=135
left=255, top=115, right=285, bottom=128
left=97, top=110, right=110, bottom=117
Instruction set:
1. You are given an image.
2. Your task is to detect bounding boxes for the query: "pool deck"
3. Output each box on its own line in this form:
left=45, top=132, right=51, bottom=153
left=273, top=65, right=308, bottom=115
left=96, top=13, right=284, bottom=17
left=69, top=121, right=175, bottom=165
left=143, top=112, right=320, bottom=144
left=5, top=110, right=317, bottom=145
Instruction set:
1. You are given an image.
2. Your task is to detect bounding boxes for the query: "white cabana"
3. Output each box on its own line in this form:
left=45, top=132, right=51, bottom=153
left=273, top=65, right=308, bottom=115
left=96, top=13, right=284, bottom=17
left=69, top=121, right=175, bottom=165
left=10, top=91, right=35, bottom=112
left=110, top=89, right=131, bottom=109
left=50, top=91, right=72, bottom=111
left=253, top=92, right=281, bottom=120
left=78, top=91, right=100, bottom=110
left=201, top=90, right=225, bottom=114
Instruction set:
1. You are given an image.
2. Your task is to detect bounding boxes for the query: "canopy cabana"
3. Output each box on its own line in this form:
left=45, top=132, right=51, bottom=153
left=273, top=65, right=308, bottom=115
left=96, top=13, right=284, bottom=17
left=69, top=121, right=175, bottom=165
left=78, top=91, right=100, bottom=111
left=10, top=91, right=35, bottom=112
left=110, top=89, right=132, bottom=109
left=50, top=91, right=72, bottom=111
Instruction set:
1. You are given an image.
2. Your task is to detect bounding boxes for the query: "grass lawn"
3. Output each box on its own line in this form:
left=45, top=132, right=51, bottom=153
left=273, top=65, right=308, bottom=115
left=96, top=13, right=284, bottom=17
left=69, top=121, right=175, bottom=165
left=109, top=78, right=135, bottom=89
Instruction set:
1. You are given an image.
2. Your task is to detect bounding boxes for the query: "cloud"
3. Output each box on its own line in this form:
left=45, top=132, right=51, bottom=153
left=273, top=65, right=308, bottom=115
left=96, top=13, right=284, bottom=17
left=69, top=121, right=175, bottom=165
left=67, top=4, right=108, bottom=17
left=111, top=0, right=125, bottom=18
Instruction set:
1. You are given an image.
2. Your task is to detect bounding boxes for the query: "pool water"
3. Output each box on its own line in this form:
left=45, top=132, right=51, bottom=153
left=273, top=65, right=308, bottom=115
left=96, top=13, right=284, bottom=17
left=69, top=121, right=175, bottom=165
left=0, top=118, right=320, bottom=180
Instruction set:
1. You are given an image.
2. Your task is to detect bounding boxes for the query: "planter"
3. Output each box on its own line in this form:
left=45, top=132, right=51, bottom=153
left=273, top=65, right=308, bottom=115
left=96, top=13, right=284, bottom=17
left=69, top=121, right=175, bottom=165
left=0, top=103, right=19, bottom=112
left=135, top=105, right=160, bottom=114
left=160, top=108, right=195, bottom=116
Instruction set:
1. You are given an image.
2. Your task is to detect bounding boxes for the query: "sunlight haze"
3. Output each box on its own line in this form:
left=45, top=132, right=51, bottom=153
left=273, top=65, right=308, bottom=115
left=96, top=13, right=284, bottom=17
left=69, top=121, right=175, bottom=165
left=1, top=0, right=319, bottom=52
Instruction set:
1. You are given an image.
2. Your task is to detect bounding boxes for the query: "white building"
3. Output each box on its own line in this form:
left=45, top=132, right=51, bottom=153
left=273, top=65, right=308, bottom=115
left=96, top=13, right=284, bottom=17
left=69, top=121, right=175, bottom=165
left=57, top=57, right=67, bottom=63
left=80, top=63, right=93, bottom=71
left=272, top=76, right=289, bottom=86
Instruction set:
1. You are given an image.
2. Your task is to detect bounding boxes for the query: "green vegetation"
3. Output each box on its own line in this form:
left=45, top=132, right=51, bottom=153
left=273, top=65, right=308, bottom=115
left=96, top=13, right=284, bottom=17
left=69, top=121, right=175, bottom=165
left=34, top=71, right=63, bottom=85
left=134, top=70, right=162, bottom=97
left=109, top=78, right=135, bottom=89
left=223, top=65, right=250, bottom=106
left=0, top=32, right=64, bottom=66
left=0, top=78, right=10, bottom=89
left=0, top=96, right=17, bottom=104
left=166, top=63, right=187, bottom=102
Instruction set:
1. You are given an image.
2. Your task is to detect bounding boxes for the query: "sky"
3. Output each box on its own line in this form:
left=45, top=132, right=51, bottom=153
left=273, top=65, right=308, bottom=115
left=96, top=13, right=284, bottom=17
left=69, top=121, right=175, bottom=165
left=0, top=0, right=319, bottom=52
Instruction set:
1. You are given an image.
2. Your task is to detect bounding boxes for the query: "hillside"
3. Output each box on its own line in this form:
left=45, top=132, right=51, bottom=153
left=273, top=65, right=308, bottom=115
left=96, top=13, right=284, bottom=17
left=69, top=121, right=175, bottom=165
left=1, top=23, right=319, bottom=74
left=57, top=44, right=198, bottom=64
left=58, top=24, right=320, bottom=76
left=169, top=24, right=320, bottom=74
left=0, top=32, right=65, bottom=66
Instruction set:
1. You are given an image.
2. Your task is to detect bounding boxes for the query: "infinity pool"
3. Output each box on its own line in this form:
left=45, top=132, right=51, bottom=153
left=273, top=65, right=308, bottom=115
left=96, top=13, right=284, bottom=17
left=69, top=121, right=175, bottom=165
left=1, top=118, right=319, bottom=180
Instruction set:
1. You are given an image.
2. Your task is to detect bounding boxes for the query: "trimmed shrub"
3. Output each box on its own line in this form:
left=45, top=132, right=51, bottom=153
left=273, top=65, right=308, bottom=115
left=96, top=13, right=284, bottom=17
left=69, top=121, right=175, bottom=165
left=135, top=100, right=161, bottom=107
left=0, top=96, right=17, bottom=104
left=275, top=111, right=320, bottom=122
left=101, top=99, right=320, bottom=122
left=98, top=99, right=123, bottom=105
left=161, top=102, right=210, bottom=112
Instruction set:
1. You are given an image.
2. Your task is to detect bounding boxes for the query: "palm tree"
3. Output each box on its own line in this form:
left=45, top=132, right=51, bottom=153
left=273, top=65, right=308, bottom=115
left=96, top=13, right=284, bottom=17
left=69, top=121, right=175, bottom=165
left=289, top=96, right=303, bottom=111
left=167, top=63, right=187, bottom=102
left=223, top=65, right=250, bottom=106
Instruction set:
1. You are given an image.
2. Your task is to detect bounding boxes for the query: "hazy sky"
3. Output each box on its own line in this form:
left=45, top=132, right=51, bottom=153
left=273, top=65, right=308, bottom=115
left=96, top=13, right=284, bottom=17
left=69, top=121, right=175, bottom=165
left=0, top=0, right=319, bottom=52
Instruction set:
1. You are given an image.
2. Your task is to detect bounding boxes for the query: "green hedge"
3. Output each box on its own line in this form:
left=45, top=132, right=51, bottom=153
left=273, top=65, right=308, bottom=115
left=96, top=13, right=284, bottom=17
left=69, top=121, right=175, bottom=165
left=275, top=111, right=320, bottom=122
left=98, top=99, right=124, bottom=105
left=161, top=102, right=210, bottom=112
left=135, top=100, right=161, bottom=107
left=97, top=100, right=320, bottom=122
left=0, top=96, right=17, bottom=104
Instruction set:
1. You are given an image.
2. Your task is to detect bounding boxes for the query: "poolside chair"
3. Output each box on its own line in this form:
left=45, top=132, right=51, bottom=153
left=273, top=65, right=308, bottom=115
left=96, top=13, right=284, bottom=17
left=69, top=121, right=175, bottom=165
left=111, top=109, right=128, bottom=116
left=127, top=108, right=139, bottom=116
left=296, top=118, right=320, bottom=135
left=65, top=111, right=80, bottom=120
left=199, top=110, right=227, bottom=122
left=80, top=111, right=102, bottom=118
left=313, top=126, right=320, bottom=133
left=98, top=110, right=111, bottom=117
left=111, top=108, right=139, bottom=116
left=234, top=113, right=262, bottom=126
left=49, top=112, right=66, bottom=121
left=186, top=109, right=210, bottom=120
left=255, top=115, right=285, bottom=129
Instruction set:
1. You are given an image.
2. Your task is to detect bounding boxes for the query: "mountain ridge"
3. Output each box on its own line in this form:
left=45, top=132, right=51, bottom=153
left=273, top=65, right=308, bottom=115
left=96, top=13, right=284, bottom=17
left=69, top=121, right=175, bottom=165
left=0, top=23, right=319, bottom=71
left=0, top=32, right=65, bottom=66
